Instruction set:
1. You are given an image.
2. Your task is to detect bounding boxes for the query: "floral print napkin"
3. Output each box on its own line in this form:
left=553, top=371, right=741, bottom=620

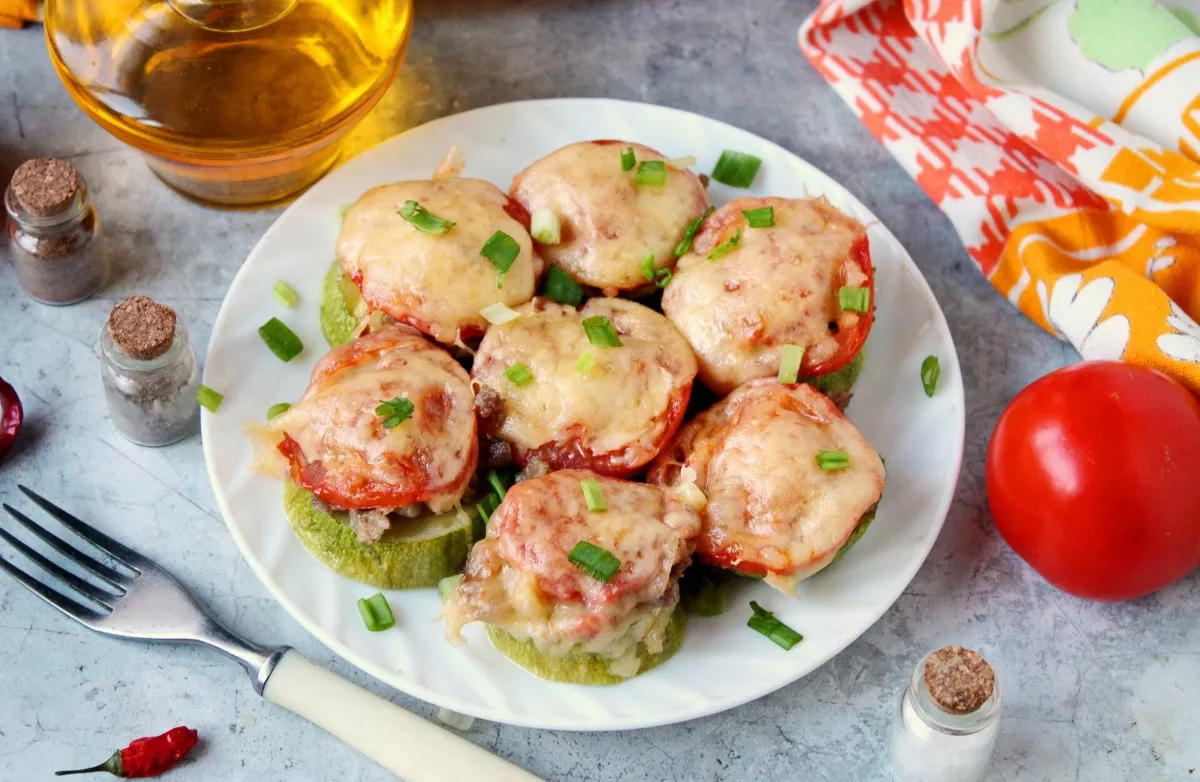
left=802, top=0, right=1200, bottom=393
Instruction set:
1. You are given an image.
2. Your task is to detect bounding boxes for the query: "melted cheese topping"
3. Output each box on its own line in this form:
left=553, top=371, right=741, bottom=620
left=510, top=141, right=709, bottom=291
left=444, top=470, right=699, bottom=661
left=471, top=298, right=697, bottom=472
left=662, top=196, right=868, bottom=395
left=258, top=326, right=477, bottom=512
left=650, top=380, right=884, bottom=595
left=337, top=178, right=537, bottom=345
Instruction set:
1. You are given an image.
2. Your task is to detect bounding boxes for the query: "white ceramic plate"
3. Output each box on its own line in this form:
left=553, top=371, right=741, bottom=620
left=202, top=98, right=965, bottom=731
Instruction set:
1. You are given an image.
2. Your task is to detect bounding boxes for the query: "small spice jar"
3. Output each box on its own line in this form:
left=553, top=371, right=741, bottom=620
left=888, top=645, right=1002, bottom=782
left=101, top=297, right=200, bottom=447
left=5, top=158, right=107, bottom=305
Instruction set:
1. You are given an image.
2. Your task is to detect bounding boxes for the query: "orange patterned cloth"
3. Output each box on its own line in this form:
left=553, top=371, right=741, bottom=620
left=801, top=0, right=1200, bottom=393
left=0, top=0, right=38, bottom=27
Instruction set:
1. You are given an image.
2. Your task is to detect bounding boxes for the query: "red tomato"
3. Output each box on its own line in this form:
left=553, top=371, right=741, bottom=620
left=986, top=361, right=1200, bottom=601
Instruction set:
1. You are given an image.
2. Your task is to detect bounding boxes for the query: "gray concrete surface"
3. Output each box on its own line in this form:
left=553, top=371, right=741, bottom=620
left=2, top=1, right=1197, bottom=780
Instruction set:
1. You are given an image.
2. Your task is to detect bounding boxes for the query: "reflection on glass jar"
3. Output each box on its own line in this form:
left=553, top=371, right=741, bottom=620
left=45, top=0, right=414, bottom=207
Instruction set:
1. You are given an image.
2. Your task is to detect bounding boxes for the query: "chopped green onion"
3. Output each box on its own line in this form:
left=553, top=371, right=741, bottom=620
left=778, top=344, right=805, bottom=384
left=707, top=229, right=742, bottom=261
left=576, top=352, right=596, bottom=374
left=742, top=206, right=775, bottom=228
left=636, top=160, right=667, bottom=187
left=620, top=147, right=636, bottom=171
left=505, top=363, right=533, bottom=386
left=641, top=252, right=657, bottom=283
left=487, top=469, right=511, bottom=500
left=747, top=601, right=803, bottom=650
left=273, top=279, right=298, bottom=308
left=816, top=450, right=851, bottom=471
left=582, top=315, right=623, bottom=348
left=476, top=492, right=501, bottom=524
left=921, top=355, right=941, bottom=398
left=655, top=268, right=672, bottom=288
left=196, top=385, right=223, bottom=413
left=663, top=155, right=697, bottom=170
left=437, top=574, right=461, bottom=604
left=266, top=402, right=291, bottom=420
left=674, top=206, right=715, bottom=257
left=480, top=302, right=521, bottom=325
left=258, top=317, right=303, bottom=362
left=375, top=397, right=415, bottom=429
left=357, top=593, right=396, bottom=632
left=480, top=230, right=521, bottom=288
left=711, top=150, right=763, bottom=188
left=398, top=200, right=455, bottom=234
left=542, top=265, right=583, bottom=306
left=568, top=540, right=620, bottom=582
left=531, top=208, right=561, bottom=245
left=580, top=478, right=607, bottom=512
left=839, top=285, right=870, bottom=314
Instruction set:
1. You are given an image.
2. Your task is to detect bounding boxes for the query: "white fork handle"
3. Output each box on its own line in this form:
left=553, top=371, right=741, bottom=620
left=263, top=650, right=542, bottom=782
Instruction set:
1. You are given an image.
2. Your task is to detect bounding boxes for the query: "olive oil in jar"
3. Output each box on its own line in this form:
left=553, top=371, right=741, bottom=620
left=45, top=0, right=413, bottom=206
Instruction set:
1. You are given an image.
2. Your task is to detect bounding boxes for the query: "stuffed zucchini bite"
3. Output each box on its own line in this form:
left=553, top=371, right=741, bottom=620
left=662, top=196, right=874, bottom=400
left=251, top=326, right=479, bottom=588
left=648, top=380, right=885, bottom=596
left=443, top=470, right=701, bottom=684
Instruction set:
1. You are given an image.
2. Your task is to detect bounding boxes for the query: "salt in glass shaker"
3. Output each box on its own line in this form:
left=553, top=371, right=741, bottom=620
left=888, top=645, right=1001, bottom=782
left=101, top=297, right=201, bottom=447
left=5, top=158, right=107, bottom=305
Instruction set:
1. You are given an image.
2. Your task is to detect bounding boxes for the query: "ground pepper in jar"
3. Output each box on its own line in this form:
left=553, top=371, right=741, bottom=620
left=101, top=297, right=201, bottom=447
left=5, top=158, right=107, bottom=305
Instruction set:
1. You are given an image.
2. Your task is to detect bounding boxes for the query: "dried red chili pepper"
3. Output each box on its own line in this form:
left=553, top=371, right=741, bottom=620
left=55, top=726, right=198, bottom=778
left=0, top=376, right=22, bottom=461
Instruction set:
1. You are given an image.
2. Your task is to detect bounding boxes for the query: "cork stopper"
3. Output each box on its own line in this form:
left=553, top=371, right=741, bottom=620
left=924, top=645, right=995, bottom=715
left=10, top=158, right=80, bottom=219
left=107, top=296, right=178, bottom=361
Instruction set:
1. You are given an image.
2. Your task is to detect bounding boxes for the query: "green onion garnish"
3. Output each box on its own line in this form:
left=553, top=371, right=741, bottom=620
left=531, top=208, right=561, bottom=245
left=357, top=593, right=396, bottom=632
left=747, top=601, right=803, bottom=650
left=707, top=229, right=742, bottom=261
left=620, top=147, right=636, bottom=171
left=778, top=344, right=805, bottom=384
left=636, top=160, right=667, bottom=187
left=479, top=302, right=521, bottom=325
left=476, top=493, right=501, bottom=524
left=505, top=362, right=533, bottom=386
left=655, top=268, right=672, bottom=288
left=580, top=478, right=607, bottom=512
left=258, top=317, right=304, bottom=362
left=711, top=150, right=763, bottom=188
left=542, top=264, right=583, bottom=307
left=375, top=397, right=415, bottom=429
left=674, top=206, right=714, bottom=257
left=266, top=402, right=291, bottom=420
left=576, top=352, right=596, bottom=374
left=568, top=540, right=620, bottom=582
left=487, top=470, right=510, bottom=500
left=480, top=230, right=521, bottom=288
left=641, top=252, right=657, bottom=283
left=273, top=279, right=298, bottom=309
left=398, top=200, right=455, bottom=234
left=196, top=385, right=223, bottom=413
left=921, top=355, right=940, bottom=398
left=582, top=315, right=623, bottom=348
left=742, top=206, right=775, bottom=228
left=816, top=450, right=850, bottom=471
left=839, top=285, right=870, bottom=314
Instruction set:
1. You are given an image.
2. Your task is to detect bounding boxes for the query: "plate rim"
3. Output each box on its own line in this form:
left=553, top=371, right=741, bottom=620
left=202, top=96, right=966, bottom=731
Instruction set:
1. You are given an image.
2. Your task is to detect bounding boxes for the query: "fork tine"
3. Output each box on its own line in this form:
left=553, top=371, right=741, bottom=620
left=0, top=555, right=107, bottom=623
left=0, top=525, right=117, bottom=608
left=17, top=486, right=144, bottom=573
left=2, top=504, right=130, bottom=589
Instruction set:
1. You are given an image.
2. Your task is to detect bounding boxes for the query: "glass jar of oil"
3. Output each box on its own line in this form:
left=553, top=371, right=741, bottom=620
left=45, top=0, right=413, bottom=207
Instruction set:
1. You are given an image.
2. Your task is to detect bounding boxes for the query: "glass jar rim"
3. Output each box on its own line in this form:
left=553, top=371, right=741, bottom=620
left=4, top=173, right=91, bottom=230
left=102, top=318, right=191, bottom=373
left=906, top=650, right=1002, bottom=736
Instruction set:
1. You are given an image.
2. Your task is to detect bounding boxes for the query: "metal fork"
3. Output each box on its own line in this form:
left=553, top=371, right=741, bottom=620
left=0, top=486, right=539, bottom=782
